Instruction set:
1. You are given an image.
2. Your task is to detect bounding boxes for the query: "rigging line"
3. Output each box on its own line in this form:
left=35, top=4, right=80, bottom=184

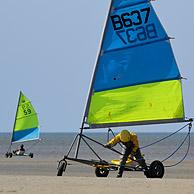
left=81, top=137, right=103, bottom=161
left=161, top=129, right=190, bottom=163
left=164, top=130, right=191, bottom=168
left=140, top=123, right=190, bottom=149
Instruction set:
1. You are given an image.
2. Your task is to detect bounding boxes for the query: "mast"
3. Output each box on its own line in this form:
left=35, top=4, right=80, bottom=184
left=7, top=91, right=22, bottom=153
left=74, top=0, right=114, bottom=158
left=83, top=0, right=114, bottom=120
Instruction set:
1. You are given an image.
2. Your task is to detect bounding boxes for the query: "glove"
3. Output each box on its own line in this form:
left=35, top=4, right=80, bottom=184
left=104, top=144, right=111, bottom=149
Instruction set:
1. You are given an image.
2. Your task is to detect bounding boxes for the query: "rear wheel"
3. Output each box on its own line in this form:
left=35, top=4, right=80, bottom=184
left=145, top=160, right=164, bottom=178
left=57, top=161, right=67, bottom=176
left=95, top=167, right=109, bottom=177
left=5, top=153, right=9, bottom=158
left=144, top=170, right=152, bottom=178
left=9, top=153, right=13, bottom=158
left=29, top=153, right=33, bottom=158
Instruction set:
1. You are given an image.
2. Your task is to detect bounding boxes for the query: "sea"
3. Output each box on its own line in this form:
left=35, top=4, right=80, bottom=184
left=0, top=132, right=193, bottom=163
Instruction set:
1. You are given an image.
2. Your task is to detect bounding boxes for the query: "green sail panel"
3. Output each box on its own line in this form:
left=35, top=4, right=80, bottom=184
left=88, top=80, right=185, bottom=128
left=12, top=92, right=40, bottom=143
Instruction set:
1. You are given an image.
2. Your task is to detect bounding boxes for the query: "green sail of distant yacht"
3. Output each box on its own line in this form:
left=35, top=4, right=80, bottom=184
left=11, top=91, right=40, bottom=143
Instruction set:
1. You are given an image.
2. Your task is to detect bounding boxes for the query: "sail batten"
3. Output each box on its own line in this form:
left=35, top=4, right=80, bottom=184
left=113, top=0, right=149, bottom=10
left=85, top=0, right=185, bottom=129
left=94, top=77, right=181, bottom=93
left=103, top=37, right=169, bottom=54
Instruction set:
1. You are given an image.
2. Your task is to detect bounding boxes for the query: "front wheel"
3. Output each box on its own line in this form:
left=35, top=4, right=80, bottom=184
left=9, top=153, right=13, bottom=158
left=145, top=160, right=164, bottom=178
left=57, top=161, right=67, bottom=176
left=5, top=153, right=9, bottom=158
left=95, top=167, right=109, bottom=177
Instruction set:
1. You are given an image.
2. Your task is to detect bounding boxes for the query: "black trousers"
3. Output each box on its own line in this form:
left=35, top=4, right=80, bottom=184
left=118, top=148, right=148, bottom=177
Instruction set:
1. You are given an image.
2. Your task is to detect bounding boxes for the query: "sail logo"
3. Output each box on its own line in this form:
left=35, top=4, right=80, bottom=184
left=110, top=7, right=158, bottom=45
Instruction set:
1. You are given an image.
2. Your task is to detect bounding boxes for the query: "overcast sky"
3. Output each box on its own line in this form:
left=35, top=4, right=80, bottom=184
left=0, top=0, right=193, bottom=133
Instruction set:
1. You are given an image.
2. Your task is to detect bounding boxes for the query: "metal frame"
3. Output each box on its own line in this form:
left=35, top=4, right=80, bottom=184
left=59, top=128, right=144, bottom=173
left=65, top=131, right=122, bottom=161
left=58, top=120, right=193, bottom=177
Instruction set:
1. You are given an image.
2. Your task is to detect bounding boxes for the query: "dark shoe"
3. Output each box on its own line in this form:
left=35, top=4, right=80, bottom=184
left=116, top=174, right=122, bottom=178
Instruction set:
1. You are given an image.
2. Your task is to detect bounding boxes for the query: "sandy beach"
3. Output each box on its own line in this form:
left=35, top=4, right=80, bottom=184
left=0, top=131, right=193, bottom=194
left=0, top=175, right=194, bottom=194
left=0, top=158, right=193, bottom=194
left=0, top=132, right=193, bottom=193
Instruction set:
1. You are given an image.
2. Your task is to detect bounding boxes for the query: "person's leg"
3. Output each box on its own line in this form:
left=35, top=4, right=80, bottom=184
left=134, top=149, right=148, bottom=171
left=117, top=147, right=132, bottom=177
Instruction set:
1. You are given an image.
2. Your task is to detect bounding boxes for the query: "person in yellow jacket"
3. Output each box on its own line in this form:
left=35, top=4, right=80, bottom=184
left=105, top=130, right=148, bottom=178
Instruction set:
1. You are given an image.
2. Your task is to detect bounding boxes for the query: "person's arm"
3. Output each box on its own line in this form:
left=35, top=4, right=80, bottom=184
left=107, top=134, right=120, bottom=147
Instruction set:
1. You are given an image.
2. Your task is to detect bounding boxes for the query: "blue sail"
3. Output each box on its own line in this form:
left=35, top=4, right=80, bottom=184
left=113, top=0, right=149, bottom=8
left=94, top=1, right=180, bottom=92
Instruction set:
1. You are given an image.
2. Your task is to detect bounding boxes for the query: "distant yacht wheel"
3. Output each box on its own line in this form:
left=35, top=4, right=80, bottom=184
left=9, top=153, right=13, bottom=158
left=29, top=153, right=34, bottom=158
left=5, top=153, right=9, bottom=158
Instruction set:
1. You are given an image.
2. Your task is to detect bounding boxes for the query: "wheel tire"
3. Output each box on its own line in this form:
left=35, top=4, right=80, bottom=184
left=9, top=153, right=13, bottom=158
left=5, top=153, right=9, bottom=158
left=57, top=163, right=65, bottom=176
left=144, top=170, right=153, bottom=178
left=147, top=160, right=164, bottom=178
left=29, top=153, right=34, bottom=158
left=95, top=167, right=109, bottom=177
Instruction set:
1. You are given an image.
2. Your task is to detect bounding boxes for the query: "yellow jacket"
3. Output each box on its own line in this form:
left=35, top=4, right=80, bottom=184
left=107, top=132, right=139, bottom=153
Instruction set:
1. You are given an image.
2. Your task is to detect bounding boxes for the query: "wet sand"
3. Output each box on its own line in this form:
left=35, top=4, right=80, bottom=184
left=0, top=158, right=194, bottom=178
